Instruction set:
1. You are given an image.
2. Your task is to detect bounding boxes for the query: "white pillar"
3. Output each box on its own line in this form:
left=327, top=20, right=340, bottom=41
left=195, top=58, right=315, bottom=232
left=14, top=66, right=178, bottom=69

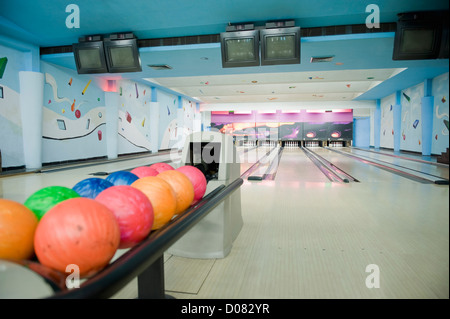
left=105, top=91, right=119, bottom=159
left=19, top=71, right=44, bottom=170
left=149, top=102, right=159, bottom=153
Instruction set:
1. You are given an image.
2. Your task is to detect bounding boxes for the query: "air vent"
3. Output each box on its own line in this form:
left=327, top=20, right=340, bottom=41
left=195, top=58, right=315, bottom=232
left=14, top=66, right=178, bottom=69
left=147, top=64, right=172, bottom=70
left=310, top=56, right=334, bottom=63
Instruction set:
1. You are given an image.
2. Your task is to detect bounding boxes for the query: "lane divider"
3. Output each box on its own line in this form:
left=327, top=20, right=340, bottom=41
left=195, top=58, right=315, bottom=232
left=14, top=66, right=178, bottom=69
left=326, top=147, right=448, bottom=185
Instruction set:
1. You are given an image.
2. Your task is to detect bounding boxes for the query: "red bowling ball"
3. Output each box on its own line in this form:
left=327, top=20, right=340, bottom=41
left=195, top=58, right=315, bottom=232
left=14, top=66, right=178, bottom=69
left=130, top=166, right=158, bottom=178
left=176, top=165, right=207, bottom=203
left=149, top=162, right=174, bottom=174
left=96, top=186, right=154, bottom=249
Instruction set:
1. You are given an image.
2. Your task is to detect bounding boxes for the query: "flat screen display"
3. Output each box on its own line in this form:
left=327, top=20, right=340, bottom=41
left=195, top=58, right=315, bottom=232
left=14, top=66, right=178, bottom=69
left=260, top=27, right=300, bottom=65
left=73, top=41, right=108, bottom=74
left=265, top=35, right=296, bottom=59
left=104, top=38, right=142, bottom=73
left=109, top=46, right=136, bottom=67
left=220, top=30, right=260, bottom=68
left=400, top=28, right=435, bottom=53
left=78, top=48, right=104, bottom=69
left=225, top=38, right=256, bottom=62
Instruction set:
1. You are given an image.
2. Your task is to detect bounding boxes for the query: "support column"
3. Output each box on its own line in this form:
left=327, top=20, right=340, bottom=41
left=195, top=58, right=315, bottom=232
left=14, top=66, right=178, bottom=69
left=374, top=99, right=381, bottom=149
left=421, top=79, right=433, bottom=156
left=393, top=91, right=402, bottom=152
left=105, top=89, right=119, bottom=159
left=149, top=87, right=159, bottom=153
left=19, top=71, right=44, bottom=170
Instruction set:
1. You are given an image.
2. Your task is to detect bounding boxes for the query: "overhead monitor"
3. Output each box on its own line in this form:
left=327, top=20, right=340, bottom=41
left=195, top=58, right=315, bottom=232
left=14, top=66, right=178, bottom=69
left=220, top=30, right=260, bottom=68
left=72, top=41, right=108, bottom=74
left=103, top=38, right=142, bottom=73
left=260, top=26, right=301, bottom=65
left=393, top=11, right=445, bottom=60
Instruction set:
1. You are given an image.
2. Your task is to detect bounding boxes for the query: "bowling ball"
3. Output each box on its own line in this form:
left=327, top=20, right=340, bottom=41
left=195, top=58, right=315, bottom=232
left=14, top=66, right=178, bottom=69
left=131, top=177, right=177, bottom=230
left=24, top=186, right=80, bottom=220
left=72, top=177, right=114, bottom=199
left=149, top=162, right=174, bottom=174
left=176, top=165, right=207, bottom=203
left=105, top=171, right=139, bottom=186
left=0, top=199, right=38, bottom=260
left=34, top=197, right=120, bottom=278
left=130, top=166, right=158, bottom=178
left=157, top=170, right=194, bottom=215
left=96, top=186, right=154, bottom=249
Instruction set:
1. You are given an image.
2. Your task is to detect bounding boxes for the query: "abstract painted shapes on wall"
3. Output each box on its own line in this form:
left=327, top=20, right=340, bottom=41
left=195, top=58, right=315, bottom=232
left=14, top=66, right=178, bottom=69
left=436, top=104, right=449, bottom=120
left=68, top=78, right=72, bottom=86
left=442, top=96, right=446, bottom=103
left=402, top=92, right=411, bottom=102
left=126, top=111, right=132, bottom=123
left=167, top=105, right=171, bottom=116
left=160, top=118, right=179, bottom=149
left=98, top=130, right=102, bottom=141
left=42, top=106, right=106, bottom=140
left=135, top=83, right=139, bottom=98
left=45, top=73, right=72, bottom=104
left=81, top=79, right=91, bottom=95
left=412, top=119, right=419, bottom=129
left=75, top=109, right=81, bottom=119
left=0, top=57, right=8, bottom=78
left=57, top=119, right=66, bottom=130
left=117, top=110, right=151, bottom=151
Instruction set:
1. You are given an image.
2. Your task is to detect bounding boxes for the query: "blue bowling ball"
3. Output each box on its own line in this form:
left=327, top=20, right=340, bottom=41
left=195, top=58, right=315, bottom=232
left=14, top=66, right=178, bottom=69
left=72, top=178, right=114, bottom=199
left=105, top=171, right=139, bottom=186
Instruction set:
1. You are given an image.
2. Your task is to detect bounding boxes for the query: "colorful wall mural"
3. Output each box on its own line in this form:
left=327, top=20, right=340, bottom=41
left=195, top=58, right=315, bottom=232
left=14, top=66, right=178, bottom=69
left=0, top=44, right=26, bottom=168
left=379, top=93, right=395, bottom=149
left=158, top=90, right=179, bottom=150
left=400, top=83, right=423, bottom=153
left=117, top=80, right=152, bottom=153
left=432, top=72, right=449, bottom=156
left=41, top=62, right=107, bottom=163
left=210, top=110, right=353, bottom=141
left=375, top=72, right=449, bottom=155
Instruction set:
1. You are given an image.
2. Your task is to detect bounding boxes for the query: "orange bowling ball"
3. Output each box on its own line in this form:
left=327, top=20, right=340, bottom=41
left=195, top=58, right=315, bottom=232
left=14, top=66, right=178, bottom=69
left=157, top=170, right=194, bottom=215
left=131, top=177, right=177, bottom=230
left=34, top=197, right=120, bottom=278
left=0, top=199, right=38, bottom=260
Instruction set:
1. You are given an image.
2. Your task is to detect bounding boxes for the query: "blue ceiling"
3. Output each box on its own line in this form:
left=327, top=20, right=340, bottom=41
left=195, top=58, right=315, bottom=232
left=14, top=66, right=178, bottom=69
left=0, top=0, right=449, bottom=102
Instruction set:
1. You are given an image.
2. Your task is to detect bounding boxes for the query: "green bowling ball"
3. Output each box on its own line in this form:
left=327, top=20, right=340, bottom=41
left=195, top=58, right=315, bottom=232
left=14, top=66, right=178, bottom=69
left=24, top=186, right=80, bottom=220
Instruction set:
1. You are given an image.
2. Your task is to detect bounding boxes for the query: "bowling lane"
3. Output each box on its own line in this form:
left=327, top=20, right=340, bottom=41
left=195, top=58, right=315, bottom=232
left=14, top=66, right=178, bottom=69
left=307, top=147, right=424, bottom=184
left=339, top=147, right=449, bottom=181
left=237, top=145, right=275, bottom=176
left=274, top=147, right=331, bottom=183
